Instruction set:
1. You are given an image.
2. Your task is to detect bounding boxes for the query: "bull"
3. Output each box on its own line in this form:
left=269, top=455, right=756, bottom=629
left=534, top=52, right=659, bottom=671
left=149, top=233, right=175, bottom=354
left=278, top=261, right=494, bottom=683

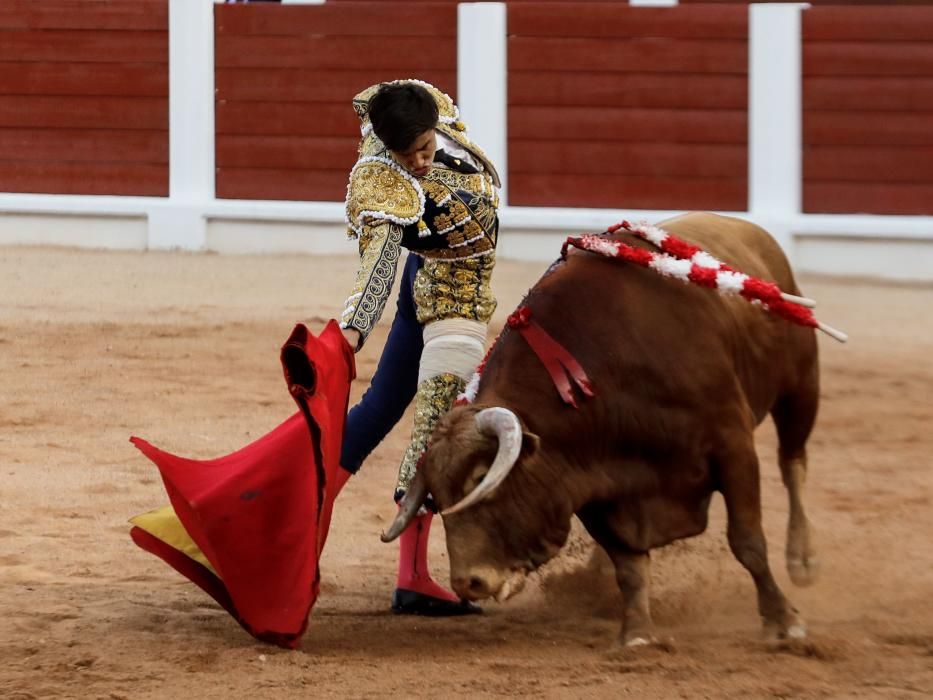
left=383, top=212, right=821, bottom=646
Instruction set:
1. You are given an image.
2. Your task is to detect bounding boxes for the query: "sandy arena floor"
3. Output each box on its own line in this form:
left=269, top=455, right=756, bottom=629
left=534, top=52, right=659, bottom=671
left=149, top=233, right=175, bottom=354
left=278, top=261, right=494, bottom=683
left=0, top=244, right=931, bottom=699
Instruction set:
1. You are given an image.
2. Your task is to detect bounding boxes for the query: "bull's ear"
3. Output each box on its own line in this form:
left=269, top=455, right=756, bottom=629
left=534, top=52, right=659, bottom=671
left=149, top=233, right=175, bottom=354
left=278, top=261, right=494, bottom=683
left=520, top=430, right=540, bottom=460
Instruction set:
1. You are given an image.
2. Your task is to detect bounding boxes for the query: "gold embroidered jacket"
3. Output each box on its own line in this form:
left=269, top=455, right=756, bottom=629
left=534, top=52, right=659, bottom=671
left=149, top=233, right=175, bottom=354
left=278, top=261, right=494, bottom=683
left=341, top=80, right=501, bottom=346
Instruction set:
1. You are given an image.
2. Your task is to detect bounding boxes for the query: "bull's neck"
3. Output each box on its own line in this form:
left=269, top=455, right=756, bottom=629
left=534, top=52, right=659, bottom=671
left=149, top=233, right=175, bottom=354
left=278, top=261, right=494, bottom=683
left=530, top=451, right=591, bottom=519
left=535, top=445, right=629, bottom=517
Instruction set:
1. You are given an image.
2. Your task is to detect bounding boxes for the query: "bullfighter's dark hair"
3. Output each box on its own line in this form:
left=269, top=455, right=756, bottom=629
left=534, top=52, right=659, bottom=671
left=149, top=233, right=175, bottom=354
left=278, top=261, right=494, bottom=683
left=368, top=83, right=439, bottom=153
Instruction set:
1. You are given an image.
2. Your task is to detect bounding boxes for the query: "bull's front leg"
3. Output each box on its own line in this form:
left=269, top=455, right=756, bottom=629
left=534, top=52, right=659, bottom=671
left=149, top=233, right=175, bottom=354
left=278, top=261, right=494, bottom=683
left=609, top=549, right=656, bottom=646
left=579, top=506, right=656, bottom=646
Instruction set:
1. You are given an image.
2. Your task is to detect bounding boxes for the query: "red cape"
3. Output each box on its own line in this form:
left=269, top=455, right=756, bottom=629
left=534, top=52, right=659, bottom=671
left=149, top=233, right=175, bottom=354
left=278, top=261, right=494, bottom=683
left=129, top=321, right=355, bottom=648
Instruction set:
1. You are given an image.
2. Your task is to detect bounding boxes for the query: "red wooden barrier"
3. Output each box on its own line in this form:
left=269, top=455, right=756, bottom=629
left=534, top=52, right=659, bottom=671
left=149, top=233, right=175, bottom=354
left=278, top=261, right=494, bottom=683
left=0, top=0, right=168, bottom=197
left=682, top=1, right=933, bottom=4
left=214, top=2, right=457, bottom=202
left=507, top=3, right=748, bottom=211
left=803, top=6, right=933, bottom=214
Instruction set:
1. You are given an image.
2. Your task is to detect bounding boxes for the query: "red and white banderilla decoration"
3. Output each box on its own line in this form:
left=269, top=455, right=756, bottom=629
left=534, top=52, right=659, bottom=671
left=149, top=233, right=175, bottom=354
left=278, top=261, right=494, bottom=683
left=457, top=219, right=848, bottom=410
left=562, top=220, right=849, bottom=344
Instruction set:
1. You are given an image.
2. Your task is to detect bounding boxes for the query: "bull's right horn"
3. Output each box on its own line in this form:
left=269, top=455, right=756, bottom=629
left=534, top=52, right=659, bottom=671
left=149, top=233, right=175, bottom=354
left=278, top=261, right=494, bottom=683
left=441, top=407, right=523, bottom=516
left=381, top=470, right=429, bottom=543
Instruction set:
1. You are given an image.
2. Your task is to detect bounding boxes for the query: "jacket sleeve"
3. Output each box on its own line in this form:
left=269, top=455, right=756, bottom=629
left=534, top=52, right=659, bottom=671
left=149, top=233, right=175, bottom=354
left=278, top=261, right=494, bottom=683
left=339, top=220, right=404, bottom=348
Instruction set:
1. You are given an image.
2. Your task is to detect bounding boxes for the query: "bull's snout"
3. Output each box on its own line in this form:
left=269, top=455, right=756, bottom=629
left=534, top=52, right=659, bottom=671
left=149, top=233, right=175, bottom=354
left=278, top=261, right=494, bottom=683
left=451, top=567, right=501, bottom=602
left=451, top=566, right=526, bottom=603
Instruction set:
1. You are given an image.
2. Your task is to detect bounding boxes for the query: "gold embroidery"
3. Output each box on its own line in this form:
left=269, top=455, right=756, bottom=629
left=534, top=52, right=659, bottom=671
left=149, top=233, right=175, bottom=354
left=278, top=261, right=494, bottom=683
left=467, top=192, right=498, bottom=232
left=417, top=237, right=494, bottom=261
left=421, top=178, right=448, bottom=203
left=346, top=160, right=422, bottom=239
left=340, top=222, right=403, bottom=342
left=447, top=219, right=484, bottom=248
left=413, top=255, right=497, bottom=327
left=434, top=212, right=454, bottom=233
left=396, top=373, right=466, bottom=497
left=428, top=168, right=487, bottom=196
left=446, top=228, right=467, bottom=247
left=358, top=131, right=384, bottom=159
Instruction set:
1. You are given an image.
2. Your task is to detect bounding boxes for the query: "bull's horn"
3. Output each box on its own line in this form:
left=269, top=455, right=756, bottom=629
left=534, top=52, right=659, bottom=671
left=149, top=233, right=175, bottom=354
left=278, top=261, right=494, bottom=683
left=441, top=407, right=523, bottom=516
left=380, top=471, right=429, bottom=543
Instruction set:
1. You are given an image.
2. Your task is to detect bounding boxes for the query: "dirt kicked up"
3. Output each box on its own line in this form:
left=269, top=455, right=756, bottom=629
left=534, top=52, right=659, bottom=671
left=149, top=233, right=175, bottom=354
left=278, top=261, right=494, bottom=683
left=1, top=246, right=931, bottom=699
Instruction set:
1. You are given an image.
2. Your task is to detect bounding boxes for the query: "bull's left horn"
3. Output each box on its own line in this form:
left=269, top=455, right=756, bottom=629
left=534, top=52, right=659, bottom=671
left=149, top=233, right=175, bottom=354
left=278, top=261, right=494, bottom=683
left=442, top=407, right=523, bottom=516
left=381, top=471, right=429, bottom=543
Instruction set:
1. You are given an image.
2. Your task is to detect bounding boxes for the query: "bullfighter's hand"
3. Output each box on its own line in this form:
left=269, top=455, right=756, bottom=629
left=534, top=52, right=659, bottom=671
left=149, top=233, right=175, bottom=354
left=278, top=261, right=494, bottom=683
left=341, top=327, right=362, bottom=353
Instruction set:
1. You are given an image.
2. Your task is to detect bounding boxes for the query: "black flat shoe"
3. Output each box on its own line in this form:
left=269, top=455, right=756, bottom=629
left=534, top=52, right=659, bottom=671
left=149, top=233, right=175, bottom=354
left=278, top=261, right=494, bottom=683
left=391, top=588, right=482, bottom=617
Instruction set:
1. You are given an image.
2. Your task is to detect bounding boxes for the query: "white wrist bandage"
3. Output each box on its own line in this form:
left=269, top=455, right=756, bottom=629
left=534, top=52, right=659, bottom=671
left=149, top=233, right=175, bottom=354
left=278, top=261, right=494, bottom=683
left=418, top=319, right=488, bottom=384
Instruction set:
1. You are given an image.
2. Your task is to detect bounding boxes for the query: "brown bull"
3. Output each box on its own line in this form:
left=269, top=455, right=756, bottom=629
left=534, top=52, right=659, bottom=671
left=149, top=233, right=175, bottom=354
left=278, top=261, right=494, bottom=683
left=385, top=212, right=820, bottom=646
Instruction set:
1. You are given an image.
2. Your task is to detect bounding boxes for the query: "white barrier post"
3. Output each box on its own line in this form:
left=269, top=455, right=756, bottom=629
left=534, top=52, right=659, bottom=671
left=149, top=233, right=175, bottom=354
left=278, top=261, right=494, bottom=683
left=149, top=0, right=216, bottom=250
left=457, top=3, right=508, bottom=205
left=749, top=3, right=807, bottom=257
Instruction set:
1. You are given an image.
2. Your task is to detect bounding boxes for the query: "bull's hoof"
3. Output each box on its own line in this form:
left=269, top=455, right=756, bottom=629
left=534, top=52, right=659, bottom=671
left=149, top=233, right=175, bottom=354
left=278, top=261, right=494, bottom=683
left=618, top=629, right=673, bottom=650
left=787, top=555, right=821, bottom=587
left=763, top=617, right=808, bottom=642
left=611, top=634, right=675, bottom=654
left=391, top=588, right=483, bottom=617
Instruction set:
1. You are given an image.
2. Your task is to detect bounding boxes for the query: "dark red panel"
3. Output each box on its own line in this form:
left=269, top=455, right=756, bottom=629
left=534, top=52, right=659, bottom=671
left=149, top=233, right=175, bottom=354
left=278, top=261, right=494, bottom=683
left=510, top=37, right=747, bottom=74
left=216, top=68, right=455, bottom=103
left=509, top=173, right=746, bottom=211
left=216, top=135, right=358, bottom=171
left=509, top=72, right=747, bottom=110
left=0, top=62, right=168, bottom=97
left=804, top=42, right=933, bottom=77
left=216, top=168, right=347, bottom=203
left=804, top=77, right=933, bottom=111
left=803, top=182, right=933, bottom=216
left=0, top=162, right=167, bottom=196
left=215, top=35, right=454, bottom=70
left=0, top=96, right=168, bottom=130
left=510, top=141, right=746, bottom=179
left=215, top=2, right=456, bottom=37
left=507, top=4, right=749, bottom=211
left=0, top=29, right=167, bottom=63
left=0, top=2, right=169, bottom=196
left=509, top=106, right=746, bottom=144
left=804, top=146, right=933, bottom=183
left=0, top=1, right=167, bottom=31
left=685, top=0, right=933, bottom=4
left=804, top=112, right=933, bottom=147
left=216, top=102, right=354, bottom=138
left=508, top=3, right=747, bottom=39
left=804, top=6, right=933, bottom=41
left=802, top=6, right=933, bottom=214
left=0, top=128, right=167, bottom=163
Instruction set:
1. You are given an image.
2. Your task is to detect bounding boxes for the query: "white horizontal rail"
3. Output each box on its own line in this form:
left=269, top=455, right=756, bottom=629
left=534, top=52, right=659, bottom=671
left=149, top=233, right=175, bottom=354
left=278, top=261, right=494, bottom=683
left=2, top=192, right=929, bottom=241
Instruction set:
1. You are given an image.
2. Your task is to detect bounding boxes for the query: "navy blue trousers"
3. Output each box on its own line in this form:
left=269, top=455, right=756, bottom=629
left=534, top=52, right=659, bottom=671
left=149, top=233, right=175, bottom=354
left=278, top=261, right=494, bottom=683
left=340, top=254, right=424, bottom=473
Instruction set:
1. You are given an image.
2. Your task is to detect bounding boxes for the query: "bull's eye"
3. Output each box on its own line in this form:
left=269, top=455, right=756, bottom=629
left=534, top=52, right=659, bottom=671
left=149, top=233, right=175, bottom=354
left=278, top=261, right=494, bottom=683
left=464, top=464, right=488, bottom=494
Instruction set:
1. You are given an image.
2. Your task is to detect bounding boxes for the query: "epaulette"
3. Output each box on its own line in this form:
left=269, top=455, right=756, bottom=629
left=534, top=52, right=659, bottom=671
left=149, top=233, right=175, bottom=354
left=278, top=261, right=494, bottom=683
left=345, top=156, right=425, bottom=240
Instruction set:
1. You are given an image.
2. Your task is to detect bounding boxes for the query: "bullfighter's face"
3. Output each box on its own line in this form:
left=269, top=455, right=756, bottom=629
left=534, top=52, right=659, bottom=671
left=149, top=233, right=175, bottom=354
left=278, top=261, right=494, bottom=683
left=421, top=407, right=572, bottom=603
left=391, top=128, right=437, bottom=178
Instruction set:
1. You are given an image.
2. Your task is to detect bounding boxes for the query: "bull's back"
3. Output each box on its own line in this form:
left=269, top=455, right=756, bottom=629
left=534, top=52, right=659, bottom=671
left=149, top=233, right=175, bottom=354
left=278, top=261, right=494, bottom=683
left=658, top=212, right=799, bottom=294
left=482, top=213, right=816, bottom=447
